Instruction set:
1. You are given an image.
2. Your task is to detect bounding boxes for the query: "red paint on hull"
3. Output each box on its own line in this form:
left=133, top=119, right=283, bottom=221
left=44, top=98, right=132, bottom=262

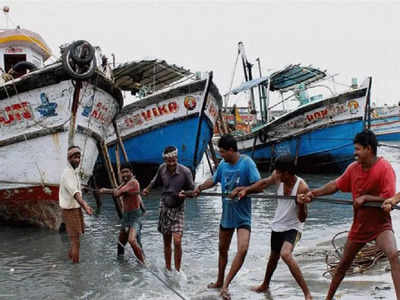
left=0, top=185, right=62, bottom=230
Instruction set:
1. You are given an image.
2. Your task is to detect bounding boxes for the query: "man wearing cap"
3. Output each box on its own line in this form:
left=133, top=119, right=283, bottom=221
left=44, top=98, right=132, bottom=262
left=142, top=146, right=194, bottom=272
left=59, top=145, right=93, bottom=263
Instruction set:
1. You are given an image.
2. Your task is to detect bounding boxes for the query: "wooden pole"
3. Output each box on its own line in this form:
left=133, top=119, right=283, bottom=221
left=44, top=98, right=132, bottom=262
left=193, top=72, right=213, bottom=175
left=98, top=140, right=122, bottom=218
left=113, top=120, right=129, bottom=164
left=204, top=148, right=214, bottom=175
left=68, top=80, right=82, bottom=147
left=115, top=143, right=122, bottom=184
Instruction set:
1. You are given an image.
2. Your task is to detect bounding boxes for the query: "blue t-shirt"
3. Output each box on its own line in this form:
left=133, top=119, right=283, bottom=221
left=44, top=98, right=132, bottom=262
left=213, top=155, right=261, bottom=228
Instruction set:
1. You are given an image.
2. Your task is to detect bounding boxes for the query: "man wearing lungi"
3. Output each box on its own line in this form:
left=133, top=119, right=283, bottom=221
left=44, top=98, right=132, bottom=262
left=59, top=146, right=93, bottom=263
left=99, top=167, right=145, bottom=263
left=142, top=146, right=194, bottom=272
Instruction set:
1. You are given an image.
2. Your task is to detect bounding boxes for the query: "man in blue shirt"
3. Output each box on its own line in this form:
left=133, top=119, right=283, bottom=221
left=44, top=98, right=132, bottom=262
left=194, top=134, right=261, bottom=300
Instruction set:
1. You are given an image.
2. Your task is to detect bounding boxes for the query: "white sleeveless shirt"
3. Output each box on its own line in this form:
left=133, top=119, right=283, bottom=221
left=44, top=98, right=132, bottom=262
left=271, top=176, right=304, bottom=233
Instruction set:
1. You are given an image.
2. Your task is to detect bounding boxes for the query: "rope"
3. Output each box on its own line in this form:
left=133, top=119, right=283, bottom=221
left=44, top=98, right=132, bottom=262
left=79, top=80, right=98, bottom=178
left=118, top=242, right=187, bottom=300
left=0, top=180, right=57, bottom=186
left=323, top=231, right=400, bottom=278
left=197, top=191, right=400, bottom=210
left=89, top=189, right=400, bottom=211
left=378, top=143, right=400, bottom=150
left=0, top=78, right=48, bottom=186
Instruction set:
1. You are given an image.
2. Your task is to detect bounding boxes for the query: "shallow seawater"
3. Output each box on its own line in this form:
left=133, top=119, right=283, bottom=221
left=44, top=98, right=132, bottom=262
left=1, top=143, right=400, bottom=300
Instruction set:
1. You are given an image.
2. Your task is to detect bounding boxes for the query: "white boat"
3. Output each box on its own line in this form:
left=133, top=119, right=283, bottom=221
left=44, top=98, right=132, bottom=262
left=0, top=20, right=122, bottom=229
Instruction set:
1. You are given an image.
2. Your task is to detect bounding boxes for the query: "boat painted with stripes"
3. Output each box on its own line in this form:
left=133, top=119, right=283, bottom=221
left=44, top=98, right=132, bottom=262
left=0, top=24, right=122, bottom=229
left=371, top=105, right=400, bottom=141
left=222, top=43, right=372, bottom=173
left=105, top=62, right=222, bottom=184
left=236, top=78, right=371, bottom=173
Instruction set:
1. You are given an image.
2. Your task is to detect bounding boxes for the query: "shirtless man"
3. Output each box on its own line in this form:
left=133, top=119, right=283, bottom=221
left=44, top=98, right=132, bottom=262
left=100, top=167, right=145, bottom=263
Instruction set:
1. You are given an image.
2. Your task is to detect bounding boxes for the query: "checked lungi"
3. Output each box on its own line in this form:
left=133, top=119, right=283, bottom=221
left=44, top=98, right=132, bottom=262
left=158, top=207, right=184, bottom=234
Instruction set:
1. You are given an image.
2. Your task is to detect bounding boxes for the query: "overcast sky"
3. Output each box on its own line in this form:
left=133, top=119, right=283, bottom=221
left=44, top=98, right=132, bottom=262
left=4, top=0, right=400, bottom=106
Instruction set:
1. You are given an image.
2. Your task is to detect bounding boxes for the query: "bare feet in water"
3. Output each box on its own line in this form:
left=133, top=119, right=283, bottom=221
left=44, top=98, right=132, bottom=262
left=207, top=281, right=223, bottom=289
left=220, top=288, right=231, bottom=300
left=251, top=284, right=269, bottom=293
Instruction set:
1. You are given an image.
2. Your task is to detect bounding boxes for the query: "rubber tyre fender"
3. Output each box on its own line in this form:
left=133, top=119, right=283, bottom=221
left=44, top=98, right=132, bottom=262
left=69, top=40, right=95, bottom=65
left=62, top=47, right=96, bottom=80
left=13, top=61, right=38, bottom=73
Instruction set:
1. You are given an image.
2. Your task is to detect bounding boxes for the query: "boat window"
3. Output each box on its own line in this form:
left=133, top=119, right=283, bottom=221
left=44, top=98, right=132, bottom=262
left=4, top=54, right=27, bottom=73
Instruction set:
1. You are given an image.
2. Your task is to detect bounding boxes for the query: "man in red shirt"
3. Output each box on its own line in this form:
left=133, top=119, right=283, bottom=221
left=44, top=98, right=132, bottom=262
left=299, top=129, right=400, bottom=300
left=100, top=167, right=145, bottom=264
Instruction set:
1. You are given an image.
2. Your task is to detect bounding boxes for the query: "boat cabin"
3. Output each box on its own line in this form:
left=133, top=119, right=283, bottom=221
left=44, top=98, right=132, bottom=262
left=0, top=28, right=51, bottom=76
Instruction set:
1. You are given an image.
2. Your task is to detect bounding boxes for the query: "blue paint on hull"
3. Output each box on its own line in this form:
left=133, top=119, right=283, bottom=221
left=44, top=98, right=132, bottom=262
left=241, top=120, right=364, bottom=173
left=371, top=116, right=400, bottom=141
left=108, top=116, right=213, bottom=172
left=375, top=132, right=400, bottom=141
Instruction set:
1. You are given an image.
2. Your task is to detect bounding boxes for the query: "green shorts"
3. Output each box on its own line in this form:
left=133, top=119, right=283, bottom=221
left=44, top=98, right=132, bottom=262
left=121, top=209, right=142, bottom=235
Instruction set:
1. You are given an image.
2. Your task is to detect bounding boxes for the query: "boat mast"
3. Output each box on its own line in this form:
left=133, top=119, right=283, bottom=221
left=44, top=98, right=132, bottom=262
left=256, top=57, right=268, bottom=123
left=3, top=6, right=10, bottom=28
left=238, top=42, right=256, bottom=114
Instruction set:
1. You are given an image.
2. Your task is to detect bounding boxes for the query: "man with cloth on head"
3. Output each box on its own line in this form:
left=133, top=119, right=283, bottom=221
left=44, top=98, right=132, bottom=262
left=142, top=146, right=194, bottom=272
left=231, top=154, right=312, bottom=300
left=298, top=129, right=400, bottom=300
left=99, top=166, right=145, bottom=263
left=59, top=145, right=93, bottom=263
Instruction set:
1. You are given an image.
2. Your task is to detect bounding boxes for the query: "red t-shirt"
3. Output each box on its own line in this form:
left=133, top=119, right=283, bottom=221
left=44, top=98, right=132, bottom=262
left=335, top=157, right=396, bottom=243
left=114, top=179, right=141, bottom=212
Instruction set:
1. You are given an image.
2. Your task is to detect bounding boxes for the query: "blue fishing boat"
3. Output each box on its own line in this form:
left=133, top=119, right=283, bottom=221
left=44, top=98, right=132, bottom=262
left=221, top=42, right=372, bottom=173
left=370, top=105, right=400, bottom=141
left=105, top=60, right=222, bottom=183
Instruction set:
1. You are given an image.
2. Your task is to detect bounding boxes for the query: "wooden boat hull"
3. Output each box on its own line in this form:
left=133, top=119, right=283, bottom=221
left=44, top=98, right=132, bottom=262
left=371, top=106, right=400, bottom=141
left=105, top=78, right=222, bottom=184
left=0, top=185, right=60, bottom=229
left=234, top=84, right=370, bottom=173
left=0, top=64, right=122, bottom=229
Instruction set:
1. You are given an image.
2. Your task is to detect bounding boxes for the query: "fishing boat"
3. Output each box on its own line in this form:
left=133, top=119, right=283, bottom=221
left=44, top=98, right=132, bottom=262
left=104, top=60, right=222, bottom=184
left=370, top=104, right=400, bottom=141
left=0, top=9, right=123, bottom=229
left=221, top=42, right=372, bottom=173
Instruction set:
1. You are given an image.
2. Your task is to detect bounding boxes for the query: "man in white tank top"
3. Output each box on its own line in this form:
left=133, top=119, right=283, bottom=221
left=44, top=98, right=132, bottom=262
left=231, top=155, right=312, bottom=300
